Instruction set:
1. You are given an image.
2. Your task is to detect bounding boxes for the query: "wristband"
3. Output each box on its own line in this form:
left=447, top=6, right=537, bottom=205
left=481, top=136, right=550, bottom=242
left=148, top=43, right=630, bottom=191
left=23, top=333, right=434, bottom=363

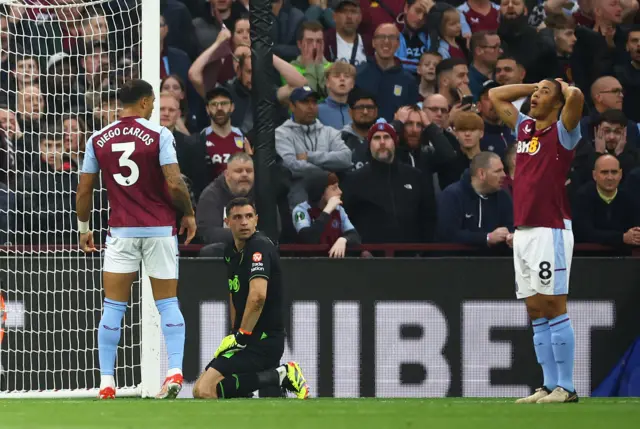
left=78, top=220, right=90, bottom=234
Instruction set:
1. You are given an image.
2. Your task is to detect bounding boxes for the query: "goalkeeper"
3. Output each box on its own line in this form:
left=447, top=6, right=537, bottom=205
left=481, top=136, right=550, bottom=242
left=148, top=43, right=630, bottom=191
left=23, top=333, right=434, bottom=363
left=193, top=197, right=310, bottom=399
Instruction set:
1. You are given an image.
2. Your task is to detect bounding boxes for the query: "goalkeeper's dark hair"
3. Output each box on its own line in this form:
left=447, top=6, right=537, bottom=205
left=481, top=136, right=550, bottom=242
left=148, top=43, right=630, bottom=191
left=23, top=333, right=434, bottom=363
left=225, top=197, right=256, bottom=217
left=118, top=79, right=154, bottom=106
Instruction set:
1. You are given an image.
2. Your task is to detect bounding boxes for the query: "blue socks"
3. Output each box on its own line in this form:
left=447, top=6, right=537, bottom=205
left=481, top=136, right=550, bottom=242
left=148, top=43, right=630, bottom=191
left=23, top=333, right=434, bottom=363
left=549, top=314, right=575, bottom=393
left=98, top=298, right=127, bottom=376
left=532, top=318, right=557, bottom=391
left=156, top=297, right=185, bottom=371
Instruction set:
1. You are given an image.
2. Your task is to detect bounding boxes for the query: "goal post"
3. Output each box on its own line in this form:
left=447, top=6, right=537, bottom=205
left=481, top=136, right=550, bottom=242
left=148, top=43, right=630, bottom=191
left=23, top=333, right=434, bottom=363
left=0, top=0, right=161, bottom=398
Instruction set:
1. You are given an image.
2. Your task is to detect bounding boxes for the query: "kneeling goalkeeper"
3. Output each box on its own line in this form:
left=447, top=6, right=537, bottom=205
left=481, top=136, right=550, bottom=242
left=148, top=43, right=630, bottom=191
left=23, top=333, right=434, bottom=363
left=193, top=197, right=310, bottom=399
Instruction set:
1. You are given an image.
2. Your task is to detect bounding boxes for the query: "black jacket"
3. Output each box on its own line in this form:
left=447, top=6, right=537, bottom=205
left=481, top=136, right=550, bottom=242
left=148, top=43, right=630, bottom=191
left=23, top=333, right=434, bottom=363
left=572, top=181, right=640, bottom=246
left=395, top=123, right=457, bottom=174
left=343, top=157, right=436, bottom=243
left=436, top=170, right=513, bottom=246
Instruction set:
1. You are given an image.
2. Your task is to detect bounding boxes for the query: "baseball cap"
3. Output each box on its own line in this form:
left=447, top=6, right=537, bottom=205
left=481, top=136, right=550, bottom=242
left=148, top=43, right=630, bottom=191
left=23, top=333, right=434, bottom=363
left=332, top=0, right=359, bottom=10
left=367, top=121, right=398, bottom=144
left=205, top=86, right=234, bottom=103
left=479, top=80, right=500, bottom=99
left=290, top=86, right=318, bottom=103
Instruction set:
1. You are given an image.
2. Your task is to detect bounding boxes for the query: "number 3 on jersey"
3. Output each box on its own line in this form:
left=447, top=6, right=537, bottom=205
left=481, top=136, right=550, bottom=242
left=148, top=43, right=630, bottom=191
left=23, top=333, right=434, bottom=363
left=112, top=142, right=139, bottom=187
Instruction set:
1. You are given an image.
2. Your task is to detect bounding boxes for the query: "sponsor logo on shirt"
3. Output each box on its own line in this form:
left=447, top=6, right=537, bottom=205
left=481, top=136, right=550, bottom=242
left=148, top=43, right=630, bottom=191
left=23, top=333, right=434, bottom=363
left=252, top=252, right=262, bottom=263
left=516, top=136, right=541, bottom=156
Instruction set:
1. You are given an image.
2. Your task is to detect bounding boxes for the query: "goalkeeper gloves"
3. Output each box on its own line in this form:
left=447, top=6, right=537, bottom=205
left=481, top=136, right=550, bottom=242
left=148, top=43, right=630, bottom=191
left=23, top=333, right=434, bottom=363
left=214, top=329, right=251, bottom=358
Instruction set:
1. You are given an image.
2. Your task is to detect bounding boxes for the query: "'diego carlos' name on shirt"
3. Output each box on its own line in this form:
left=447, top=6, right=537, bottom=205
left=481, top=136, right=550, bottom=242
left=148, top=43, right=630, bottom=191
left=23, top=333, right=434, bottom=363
left=94, top=126, right=156, bottom=148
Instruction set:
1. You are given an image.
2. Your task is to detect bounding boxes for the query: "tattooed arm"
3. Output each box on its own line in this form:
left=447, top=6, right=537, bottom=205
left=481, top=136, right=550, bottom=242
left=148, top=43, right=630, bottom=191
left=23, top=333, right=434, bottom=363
left=488, top=84, right=537, bottom=131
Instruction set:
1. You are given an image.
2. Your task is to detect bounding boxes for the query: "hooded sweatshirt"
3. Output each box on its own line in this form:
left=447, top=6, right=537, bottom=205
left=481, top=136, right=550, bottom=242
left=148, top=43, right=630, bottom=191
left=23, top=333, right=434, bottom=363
left=275, top=119, right=352, bottom=207
left=318, top=96, right=351, bottom=130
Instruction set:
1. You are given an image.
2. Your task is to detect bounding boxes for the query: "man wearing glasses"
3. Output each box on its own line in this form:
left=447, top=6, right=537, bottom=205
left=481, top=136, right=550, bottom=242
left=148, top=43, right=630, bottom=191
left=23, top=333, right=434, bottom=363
left=581, top=76, right=640, bottom=148
left=468, top=31, right=502, bottom=101
left=354, top=23, right=418, bottom=122
left=199, top=87, right=251, bottom=181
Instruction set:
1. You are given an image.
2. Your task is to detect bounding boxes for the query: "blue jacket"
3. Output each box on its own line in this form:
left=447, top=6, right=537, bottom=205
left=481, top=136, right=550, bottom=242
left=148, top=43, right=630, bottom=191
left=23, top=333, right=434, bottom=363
left=436, top=170, right=514, bottom=246
left=355, top=58, right=419, bottom=122
left=480, top=122, right=515, bottom=158
left=395, top=31, right=429, bottom=74
left=318, top=96, right=352, bottom=130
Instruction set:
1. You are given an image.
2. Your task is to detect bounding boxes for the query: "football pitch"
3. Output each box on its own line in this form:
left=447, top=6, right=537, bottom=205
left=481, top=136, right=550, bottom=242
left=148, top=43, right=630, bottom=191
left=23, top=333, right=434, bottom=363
left=1, top=398, right=639, bottom=429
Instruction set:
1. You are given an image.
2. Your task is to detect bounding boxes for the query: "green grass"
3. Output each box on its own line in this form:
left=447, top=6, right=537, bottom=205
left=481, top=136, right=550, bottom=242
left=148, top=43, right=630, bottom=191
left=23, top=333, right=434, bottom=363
left=1, top=398, right=638, bottom=429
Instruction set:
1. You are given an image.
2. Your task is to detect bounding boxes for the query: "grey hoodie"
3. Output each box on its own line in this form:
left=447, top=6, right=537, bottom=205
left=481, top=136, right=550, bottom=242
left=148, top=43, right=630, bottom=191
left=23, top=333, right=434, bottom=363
left=276, top=119, right=352, bottom=207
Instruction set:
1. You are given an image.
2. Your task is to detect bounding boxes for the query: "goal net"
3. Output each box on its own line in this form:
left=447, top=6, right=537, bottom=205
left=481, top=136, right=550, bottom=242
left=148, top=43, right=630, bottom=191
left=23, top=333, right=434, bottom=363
left=0, top=0, right=160, bottom=398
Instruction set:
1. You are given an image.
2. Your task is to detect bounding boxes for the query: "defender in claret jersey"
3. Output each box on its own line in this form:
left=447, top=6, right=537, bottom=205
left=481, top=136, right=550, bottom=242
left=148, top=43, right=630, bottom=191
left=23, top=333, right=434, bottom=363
left=489, top=79, right=584, bottom=404
left=75, top=79, right=197, bottom=400
left=192, top=197, right=310, bottom=400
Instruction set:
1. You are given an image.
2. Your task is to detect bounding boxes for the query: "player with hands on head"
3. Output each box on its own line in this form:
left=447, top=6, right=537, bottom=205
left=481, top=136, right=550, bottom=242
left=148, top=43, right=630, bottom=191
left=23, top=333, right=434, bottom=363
left=489, top=77, right=584, bottom=403
left=193, top=198, right=310, bottom=400
left=76, top=79, right=196, bottom=400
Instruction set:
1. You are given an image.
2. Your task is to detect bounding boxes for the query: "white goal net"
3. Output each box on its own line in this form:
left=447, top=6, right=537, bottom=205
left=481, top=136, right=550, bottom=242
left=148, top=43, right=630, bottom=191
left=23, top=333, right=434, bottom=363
left=0, top=0, right=159, bottom=397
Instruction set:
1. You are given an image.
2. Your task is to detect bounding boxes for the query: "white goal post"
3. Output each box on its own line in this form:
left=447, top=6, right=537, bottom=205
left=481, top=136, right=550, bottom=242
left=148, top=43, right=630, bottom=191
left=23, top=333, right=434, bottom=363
left=0, top=0, right=161, bottom=398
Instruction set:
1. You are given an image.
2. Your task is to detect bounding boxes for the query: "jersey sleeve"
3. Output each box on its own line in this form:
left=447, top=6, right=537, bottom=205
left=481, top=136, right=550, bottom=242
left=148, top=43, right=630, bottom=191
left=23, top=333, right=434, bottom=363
left=292, top=205, right=311, bottom=232
left=512, top=112, right=532, bottom=138
left=337, top=206, right=355, bottom=233
left=81, top=137, right=100, bottom=173
left=158, top=128, right=178, bottom=166
left=557, top=118, right=582, bottom=150
left=248, top=239, right=272, bottom=281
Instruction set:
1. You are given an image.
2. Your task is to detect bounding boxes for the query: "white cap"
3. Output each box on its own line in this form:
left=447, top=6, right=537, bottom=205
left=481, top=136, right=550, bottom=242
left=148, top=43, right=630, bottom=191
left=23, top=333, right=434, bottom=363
left=47, top=52, right=70, bottom=70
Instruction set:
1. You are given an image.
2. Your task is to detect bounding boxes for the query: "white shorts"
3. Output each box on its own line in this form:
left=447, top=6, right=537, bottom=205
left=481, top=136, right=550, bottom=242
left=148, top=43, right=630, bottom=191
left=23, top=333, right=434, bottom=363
left=103, top=236, right=179, bottom=279
left=513, top=227, right=573, bottom=299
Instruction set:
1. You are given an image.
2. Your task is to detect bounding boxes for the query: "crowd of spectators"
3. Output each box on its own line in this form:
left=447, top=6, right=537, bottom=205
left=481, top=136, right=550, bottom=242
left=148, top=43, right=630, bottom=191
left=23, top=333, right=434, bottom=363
left=1, top=0, right=640, bottom=254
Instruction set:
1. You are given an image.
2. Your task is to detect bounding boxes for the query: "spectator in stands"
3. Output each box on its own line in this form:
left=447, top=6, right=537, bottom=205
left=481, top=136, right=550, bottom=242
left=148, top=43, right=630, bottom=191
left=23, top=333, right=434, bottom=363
left=11, top=54, right=39, bottom=92
left=417, top=51, right=442, bottom=101
left=16, top=84, right=44, bottom=135
left=160, top=0, right=198, bottom=60
left=46, top=52, right=82, bottom=113
left=393, top=105, right=456, bottom=174
left=21, top=130, right=78, bottom=244
left=92, top=90, right=120, bottom=131
left=271, top=0, right=306, bottom=62
left=535, top=13, right=577, bottom=85
left=396, top=0, right=432, bottom=74
left=196, top=152, right=255, bottom=245
left=189, top=27, right=236, bottom=99
left=497, top=0, right=539, bottom=78
left=81, top=41, right=111, bottom=111
left=429, top=4, right=468, bottom=61
left=422, top=93, right=451, bottom=129
left=468, top=31, right=502, bottom=101
left=435, top=58, right=470, bottom=107
left=318, top=62, right=356, bottom=129
left=440, top=111, right=484, bottom=189
left=0, top=11, right=12, bottom=88
left=590, top=109, right=640, bottom=177
left=355, top=23, right=418, bottom=122
left=220, top=47, right=307, bottom=134
left=81, top=5, right=109, bottom=44
left=276, top=86, right=352, bottom=207
left=292, top=171, right=361, bottom=257
left=160, top=15, right=192, bottom=93
left=477, top=80, right=514, bottom=158
left=343, top=122, right=436, bottom=244
left=457, top=0, right=500, bottom=33
left=161, top=74, right=194, bottom=135
left=614, top=27, right=640, bottom=122
left=0, top=104, right=22, bottom=151
left=494, top=55, right=527, bottom=111
left=324, top=0, right=372, bottom=66
left=583, top=76, right=640, bottom=148
left=192, top=0, right=247, bottom=52
left=573, top=154, right=640, bottom=247
left=291, top=21, right=332, bottom=97
left=341, top=89, right=378, bottom=170
left=436, top=151, right=513, bottom=247
left=62, top=113, right=86, bottom=170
